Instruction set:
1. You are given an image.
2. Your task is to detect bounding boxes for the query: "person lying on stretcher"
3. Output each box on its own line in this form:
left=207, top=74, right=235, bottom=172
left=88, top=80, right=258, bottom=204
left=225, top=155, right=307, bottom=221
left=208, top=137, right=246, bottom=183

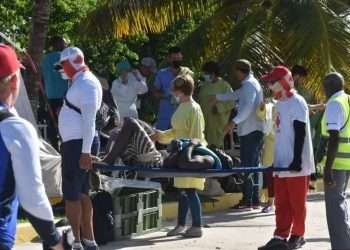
left=100, top=117, right=222, bottom=170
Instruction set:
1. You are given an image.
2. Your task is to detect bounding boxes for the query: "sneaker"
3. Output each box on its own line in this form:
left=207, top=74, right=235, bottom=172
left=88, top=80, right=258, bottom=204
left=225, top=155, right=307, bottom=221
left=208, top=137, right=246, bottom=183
left=258, top=238, right=289, bottom=250
left=82, top=239, right=99, bottom=250
left=252, top=204, right=261, bottom=210
left=167, top=225, right=186, bottom=236
left=261, top=205, right=274, bottom=213
left=288, top=235, right=306, bottom=249
left=231, top=202, right=252, bottom=211
left=183, top=227, right=203, bottom=238
left=71, top=241, right=84, bottom=250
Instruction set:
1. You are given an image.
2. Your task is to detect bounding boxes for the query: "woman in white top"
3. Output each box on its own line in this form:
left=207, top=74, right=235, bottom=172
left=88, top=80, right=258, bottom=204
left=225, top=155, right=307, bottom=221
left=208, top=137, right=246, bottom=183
left=110, top=60, right=148, bottom=119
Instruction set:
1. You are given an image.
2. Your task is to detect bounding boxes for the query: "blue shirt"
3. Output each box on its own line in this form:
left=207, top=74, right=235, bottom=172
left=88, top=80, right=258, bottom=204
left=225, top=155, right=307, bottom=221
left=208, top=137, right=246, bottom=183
left=41, top=51, right=68, bottom=99
left=154, top=67, right=177, bottom=130
left=0, top=109, right=17, bottom=249
left=217, top=73, right=264, bottom=136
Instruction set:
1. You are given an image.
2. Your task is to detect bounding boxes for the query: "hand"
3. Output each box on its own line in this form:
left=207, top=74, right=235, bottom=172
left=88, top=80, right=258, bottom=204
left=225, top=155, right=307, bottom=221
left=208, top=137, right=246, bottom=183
left=324, top=167, right=335, bottom=187
left=259, top=102, right=266, bottom=111
left=150, top=130, right=161, bottom=141
left=288, top=158, right=302, bottom=172
left=80, top=153, right=93, bottom=170
left=212, top=105, right=218, bottom=114
left=224, top=121, right=236, bottom=135
left=207, top=95, right=217, bottom=105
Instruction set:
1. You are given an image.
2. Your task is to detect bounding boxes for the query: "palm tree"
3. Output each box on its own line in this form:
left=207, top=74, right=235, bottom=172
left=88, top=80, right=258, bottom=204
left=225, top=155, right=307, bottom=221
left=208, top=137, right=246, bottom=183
left=82, top=0, right=350, bottom=99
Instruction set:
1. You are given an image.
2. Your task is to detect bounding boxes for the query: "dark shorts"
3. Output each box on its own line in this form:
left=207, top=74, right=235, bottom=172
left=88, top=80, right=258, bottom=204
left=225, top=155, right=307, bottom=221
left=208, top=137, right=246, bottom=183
left=61, top=136, right=100, bottom=201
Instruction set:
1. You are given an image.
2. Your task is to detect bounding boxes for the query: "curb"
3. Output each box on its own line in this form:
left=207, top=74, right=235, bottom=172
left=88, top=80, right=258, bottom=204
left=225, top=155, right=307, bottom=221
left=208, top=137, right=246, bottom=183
left=16, top=180, right=323, bottom=245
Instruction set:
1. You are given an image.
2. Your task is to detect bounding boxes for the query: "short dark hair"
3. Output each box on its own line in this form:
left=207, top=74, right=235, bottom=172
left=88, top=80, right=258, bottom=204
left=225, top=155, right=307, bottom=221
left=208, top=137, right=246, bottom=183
left=234, top=59, right=251, bottom=75
left=172, top=74, right=194, bottom=96
left=168, top=46, right=182, bottom=55
left=50, top=36, right=65, bottom=50
left=202, top=61, right=220, bottom=76
left=291, top=65, right=308, bottom=77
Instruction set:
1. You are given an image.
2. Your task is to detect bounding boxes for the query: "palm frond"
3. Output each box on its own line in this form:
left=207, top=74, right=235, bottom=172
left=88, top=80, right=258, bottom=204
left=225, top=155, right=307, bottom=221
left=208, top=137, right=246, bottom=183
left=81, top=0, right=219, bottom=38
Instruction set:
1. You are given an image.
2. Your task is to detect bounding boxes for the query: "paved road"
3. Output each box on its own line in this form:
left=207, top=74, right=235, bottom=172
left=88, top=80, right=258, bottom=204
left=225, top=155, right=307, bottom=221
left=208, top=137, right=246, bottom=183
left=15, top=193, right=332, bottom=250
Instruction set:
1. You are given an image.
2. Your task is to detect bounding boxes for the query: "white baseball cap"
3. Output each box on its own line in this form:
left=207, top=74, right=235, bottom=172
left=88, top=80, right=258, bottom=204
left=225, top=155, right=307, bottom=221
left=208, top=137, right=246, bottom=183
left=59, top=47, right=85, bottom=70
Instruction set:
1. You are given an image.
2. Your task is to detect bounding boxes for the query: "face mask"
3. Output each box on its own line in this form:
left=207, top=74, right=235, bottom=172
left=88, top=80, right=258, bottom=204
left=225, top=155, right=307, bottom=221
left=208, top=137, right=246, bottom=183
left=172, top=60, right=182, bottom=69
left=175, top=95, right=181, bottom=103
left=203, top=74, right=211, bottom=82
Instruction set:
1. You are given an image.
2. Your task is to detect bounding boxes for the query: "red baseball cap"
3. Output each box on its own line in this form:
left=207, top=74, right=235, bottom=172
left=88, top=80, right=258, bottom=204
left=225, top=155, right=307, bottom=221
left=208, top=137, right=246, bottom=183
left=0, top=44, right=23, bottom=78
left=261, top=65, right=291, bottom=83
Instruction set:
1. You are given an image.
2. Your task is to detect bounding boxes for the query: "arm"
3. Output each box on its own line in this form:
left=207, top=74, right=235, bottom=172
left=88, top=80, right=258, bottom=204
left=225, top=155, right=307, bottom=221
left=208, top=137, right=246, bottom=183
left=132, top=70, right=148, bottom=95
left=215, top=85, right=235, bottom=114
left=323, top=101, right=344, bottom=185
left=158, top=129, right=177, bottom=144
left=289, top=120, right=306, bottom=171
left=152, top=72, right=165, bottom=99
left=4, top=120, right=60, bottom=247
left=81, top=102, right=98, bottom=154
left=216, top=91, right=238, bottom=102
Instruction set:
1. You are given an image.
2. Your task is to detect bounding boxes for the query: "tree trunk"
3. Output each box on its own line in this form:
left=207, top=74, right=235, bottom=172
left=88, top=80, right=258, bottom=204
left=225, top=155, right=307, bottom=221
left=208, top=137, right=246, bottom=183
left=26, top=0, right=51, bottom=102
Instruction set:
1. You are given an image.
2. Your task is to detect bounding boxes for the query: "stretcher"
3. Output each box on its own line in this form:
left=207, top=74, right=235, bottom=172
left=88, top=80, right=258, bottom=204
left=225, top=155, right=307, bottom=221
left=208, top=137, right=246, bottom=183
left=94, top=162, right=290, bottom=178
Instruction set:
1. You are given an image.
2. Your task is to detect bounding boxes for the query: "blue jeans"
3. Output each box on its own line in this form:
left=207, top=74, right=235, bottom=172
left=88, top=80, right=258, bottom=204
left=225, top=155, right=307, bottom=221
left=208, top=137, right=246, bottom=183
left=239, top=131, right=264, bottom=205
left=324, top=170, right=350, bottom=250
left=177, top=189, right=202, bottom=227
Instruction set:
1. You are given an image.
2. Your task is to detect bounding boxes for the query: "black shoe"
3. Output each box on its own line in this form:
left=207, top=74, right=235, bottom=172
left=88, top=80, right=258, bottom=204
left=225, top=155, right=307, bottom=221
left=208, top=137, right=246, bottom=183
left=288, top=235, right=306, bottom=249
left=231, top=201, right=252, bottom=211
left=258, top=238, right=289, bottom=250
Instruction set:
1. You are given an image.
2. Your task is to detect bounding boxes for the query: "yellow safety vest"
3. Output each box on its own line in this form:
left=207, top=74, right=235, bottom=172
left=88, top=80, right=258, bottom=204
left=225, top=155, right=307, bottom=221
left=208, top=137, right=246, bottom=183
left=321, top=93, right=350, bottom=170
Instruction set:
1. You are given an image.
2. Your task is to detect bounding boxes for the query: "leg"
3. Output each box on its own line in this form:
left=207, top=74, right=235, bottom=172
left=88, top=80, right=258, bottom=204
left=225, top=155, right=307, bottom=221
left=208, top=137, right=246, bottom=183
left=103, top=117, right=140, bottom=164
left=65, top=200, right=82, bottom=241
left=324, top=170, right=350, bottom=250
left=61, top=140, right=85, bottom=241
left=185, top=189, right=202, bottom=227
left=251, top=131, right=264, bottom=205
left=80, top=194, right=95, bottom=240
left=177, top=190, right=190, bottom=226
left=81, top=137, right=100, bottom=242
left=288, top=176, right=309, bottom=237
left=274, top=177, right=293, bottom=239
left=239, top=135, right=250, bottom=204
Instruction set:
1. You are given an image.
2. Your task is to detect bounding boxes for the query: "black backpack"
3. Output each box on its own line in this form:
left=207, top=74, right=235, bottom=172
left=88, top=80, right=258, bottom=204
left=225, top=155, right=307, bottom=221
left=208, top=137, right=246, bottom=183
left=91, top=190, right=114, bottom=245
left=208, top=146, right=238, bottom=169
left=64, top=96, right=118, bottom=131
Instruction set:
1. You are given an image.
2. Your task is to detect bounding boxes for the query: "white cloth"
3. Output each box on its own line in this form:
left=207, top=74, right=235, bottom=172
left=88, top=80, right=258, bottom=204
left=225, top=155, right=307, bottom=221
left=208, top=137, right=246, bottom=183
left=110, top=70, right=148, bottom=119
left=58, top=71, right=102, bottom=153
left=273, top=94, right=315, bottom=177
left=263, top=102, right=275, bottom=135
left=325, top=90, right=346, bottom=131
left=0, top=107, right=54, bottom=221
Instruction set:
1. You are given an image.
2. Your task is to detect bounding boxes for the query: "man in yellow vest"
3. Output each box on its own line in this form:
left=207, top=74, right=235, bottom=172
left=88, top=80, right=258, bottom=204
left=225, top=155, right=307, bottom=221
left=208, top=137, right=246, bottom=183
left=321, top=72, right=350, bottom=250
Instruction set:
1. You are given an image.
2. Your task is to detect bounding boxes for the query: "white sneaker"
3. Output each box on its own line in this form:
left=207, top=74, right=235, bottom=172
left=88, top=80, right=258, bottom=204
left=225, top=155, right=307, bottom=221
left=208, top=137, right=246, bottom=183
left=167, top=225, right=186, bottom=236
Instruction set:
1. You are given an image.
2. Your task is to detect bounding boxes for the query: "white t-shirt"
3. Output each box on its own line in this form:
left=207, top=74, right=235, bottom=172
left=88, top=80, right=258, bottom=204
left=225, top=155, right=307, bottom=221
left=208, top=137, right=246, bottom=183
left=0, top=107, right=54, bottom=221
left=58, top=71, right=103, bottom=153
left=110, top=70, right=148, bottom=119
left=273, top=94, right=315, bottom=177
left=325, top=90, right=346, bottom=131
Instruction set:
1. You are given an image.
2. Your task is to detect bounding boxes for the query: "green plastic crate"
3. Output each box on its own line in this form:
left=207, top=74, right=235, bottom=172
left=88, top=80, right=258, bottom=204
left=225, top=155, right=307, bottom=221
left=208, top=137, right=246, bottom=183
left=112, top=187, right=162, bottom=239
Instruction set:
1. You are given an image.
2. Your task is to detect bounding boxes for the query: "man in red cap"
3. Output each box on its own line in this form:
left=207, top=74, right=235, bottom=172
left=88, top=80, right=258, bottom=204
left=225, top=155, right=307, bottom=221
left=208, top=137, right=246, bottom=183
left=258, top=66, right=315, bottom=250
left=0, top=44, right=63, bottom=250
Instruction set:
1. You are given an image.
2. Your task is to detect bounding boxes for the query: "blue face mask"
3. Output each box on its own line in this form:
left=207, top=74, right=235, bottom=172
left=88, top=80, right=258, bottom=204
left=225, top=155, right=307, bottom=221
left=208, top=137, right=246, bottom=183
left=203, top=74, right=211, bottom=82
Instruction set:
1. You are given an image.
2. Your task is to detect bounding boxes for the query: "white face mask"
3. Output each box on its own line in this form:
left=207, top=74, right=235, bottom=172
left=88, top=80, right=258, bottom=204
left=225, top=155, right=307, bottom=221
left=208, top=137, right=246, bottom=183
left=174, top=95, right=181, bottom=104
left=59, top=69, right=69, bottom=80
